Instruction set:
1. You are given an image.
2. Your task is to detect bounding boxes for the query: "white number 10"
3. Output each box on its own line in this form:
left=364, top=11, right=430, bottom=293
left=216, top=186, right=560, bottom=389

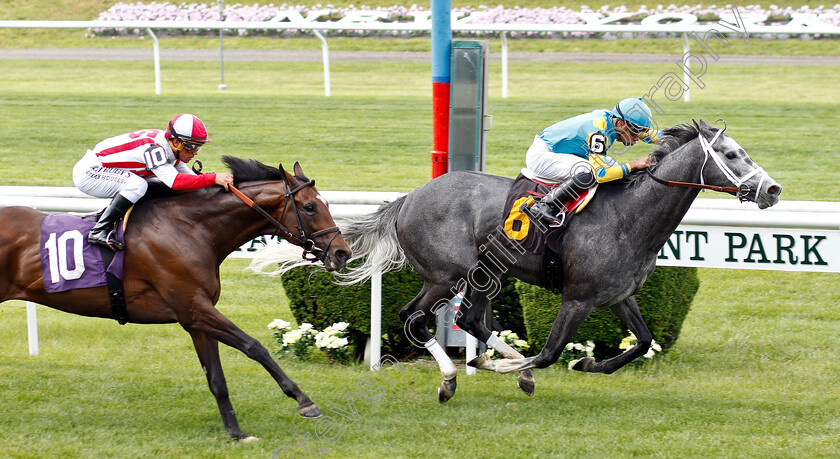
left=45, top=231, right=86, bottom=284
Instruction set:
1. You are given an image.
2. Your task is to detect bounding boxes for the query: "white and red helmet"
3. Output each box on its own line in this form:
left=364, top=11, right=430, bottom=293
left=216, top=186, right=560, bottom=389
left=165, top=114, right=210, bottom=145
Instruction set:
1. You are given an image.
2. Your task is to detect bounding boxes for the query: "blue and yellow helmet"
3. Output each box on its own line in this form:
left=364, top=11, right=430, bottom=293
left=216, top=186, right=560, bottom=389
left=613, top=97, right=653, bottom=135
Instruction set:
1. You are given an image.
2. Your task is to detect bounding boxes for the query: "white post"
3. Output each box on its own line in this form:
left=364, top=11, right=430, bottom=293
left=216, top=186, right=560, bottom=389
left=682, top=32, right=690, bottom=102
left=146, top=28, right=161, bottom=95
left=312, top=30, right=331, bottom=97
left=465, top=333, right=477, bottom=375
left=369, top=268, right=382, bottom=370
left=218, top=0, right=227, bottom=91
left=500, top=31, right=509, bottom=99
left=26, top=302, right=39, bottom=356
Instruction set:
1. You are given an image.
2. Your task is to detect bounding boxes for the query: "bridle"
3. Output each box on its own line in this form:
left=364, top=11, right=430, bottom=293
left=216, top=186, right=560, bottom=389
left=229, top=175, right=340, bottom=263
left=647, top=123, right=768, bottom=203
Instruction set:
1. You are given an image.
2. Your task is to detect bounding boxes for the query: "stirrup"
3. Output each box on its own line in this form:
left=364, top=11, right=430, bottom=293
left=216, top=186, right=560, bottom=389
left=89, top=231, right=124, bottom=251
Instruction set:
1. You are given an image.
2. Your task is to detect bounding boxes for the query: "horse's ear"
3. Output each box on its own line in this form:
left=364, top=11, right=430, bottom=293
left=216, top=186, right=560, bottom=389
left=278, top=163, right=287, bottom=179
left=692, top=119, right=702, bottom=133
left=293, top=161, right=310, bottom=182
left=693, top=119, right=713, bottom=139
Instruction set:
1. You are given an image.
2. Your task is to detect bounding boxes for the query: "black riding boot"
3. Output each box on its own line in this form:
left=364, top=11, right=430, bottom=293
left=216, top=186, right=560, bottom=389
left=88, top=195, right=133, bottom=251
left=529, top=172, right=595, bottom=226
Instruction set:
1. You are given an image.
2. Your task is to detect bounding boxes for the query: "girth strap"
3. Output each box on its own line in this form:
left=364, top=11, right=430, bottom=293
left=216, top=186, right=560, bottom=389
left=99, top=247, right=128, bottom=325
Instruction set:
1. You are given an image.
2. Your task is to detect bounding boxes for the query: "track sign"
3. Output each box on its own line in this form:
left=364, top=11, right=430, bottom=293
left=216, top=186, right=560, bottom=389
left=657, top=225, right=840, bottom=272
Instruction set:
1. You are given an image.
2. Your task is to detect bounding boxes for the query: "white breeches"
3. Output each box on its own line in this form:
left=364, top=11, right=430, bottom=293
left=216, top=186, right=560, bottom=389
left=72, top=150, right=147, bottom=203
left=523, top=135, right=617, bottom=182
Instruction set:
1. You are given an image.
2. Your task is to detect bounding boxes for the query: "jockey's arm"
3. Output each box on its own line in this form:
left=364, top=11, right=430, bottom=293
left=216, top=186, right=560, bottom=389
left=642, top=129, right=662, bottom=144
left=152, top=163, right=218, bottom=190
left=589, top=154, right=651, bottom=183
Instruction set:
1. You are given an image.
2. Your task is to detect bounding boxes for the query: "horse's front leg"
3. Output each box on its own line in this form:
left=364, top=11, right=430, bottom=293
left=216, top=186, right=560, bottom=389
left=184, top=305, right=321, bottom=421
left=571, top=296, right=653, bottom=374
left=494, top=297, right=594, bottom=374
left=186, top=329, right=257, bottom=441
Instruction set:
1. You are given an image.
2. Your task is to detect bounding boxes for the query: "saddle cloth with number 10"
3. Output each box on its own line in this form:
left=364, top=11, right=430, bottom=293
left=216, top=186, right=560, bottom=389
left=39, top=213, right=126, bottom=293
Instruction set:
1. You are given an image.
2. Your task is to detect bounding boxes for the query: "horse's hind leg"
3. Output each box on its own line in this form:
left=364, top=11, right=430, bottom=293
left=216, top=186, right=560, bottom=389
left=457, top=289, right=536, bottom=396
left=572, top=296, right=653, bottom=374
left=187, top=330, right=256, bottom=441
left=399, top=282, right=459, bottom=402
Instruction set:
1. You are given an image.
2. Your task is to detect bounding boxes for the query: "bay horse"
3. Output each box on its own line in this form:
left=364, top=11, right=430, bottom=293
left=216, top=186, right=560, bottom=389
left=300, top=120, right=781, bottom=401
left=0, top=157, right=351, bottom=440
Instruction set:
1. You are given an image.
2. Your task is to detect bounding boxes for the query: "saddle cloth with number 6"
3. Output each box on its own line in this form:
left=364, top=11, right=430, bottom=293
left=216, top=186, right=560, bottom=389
left=39, top=213, right=125, bottom=293
left=501, top=174, right=593, bottom=255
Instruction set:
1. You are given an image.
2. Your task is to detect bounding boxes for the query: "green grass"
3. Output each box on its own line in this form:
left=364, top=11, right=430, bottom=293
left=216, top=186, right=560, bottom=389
left=1, top=263, right=839, bottom=457
left=0, top=57, right=837, bottom=199
left=1, top=3, right=840, bottom=456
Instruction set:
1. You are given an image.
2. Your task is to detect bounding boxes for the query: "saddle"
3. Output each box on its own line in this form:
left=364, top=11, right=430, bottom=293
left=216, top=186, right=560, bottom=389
left=500, top=173, right=596, bottom=293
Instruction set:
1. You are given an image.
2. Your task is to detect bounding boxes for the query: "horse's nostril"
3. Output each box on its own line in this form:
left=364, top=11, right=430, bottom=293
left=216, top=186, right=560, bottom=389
left=335, top=250, right=350, bottom=262
left=767, top=185, right=781, bottom=196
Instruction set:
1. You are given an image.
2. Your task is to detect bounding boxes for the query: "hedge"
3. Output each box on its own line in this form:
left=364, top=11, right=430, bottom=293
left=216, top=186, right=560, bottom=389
left=516, top=266, right=699, bottom=358
left=281, top=264, right=697, bottom=359
left=280, top=263, right=526, bottom=358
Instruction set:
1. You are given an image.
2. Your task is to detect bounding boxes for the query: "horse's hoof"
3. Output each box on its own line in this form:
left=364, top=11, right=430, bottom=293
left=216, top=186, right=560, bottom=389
left=571, top=357, right=596, bottom=372
left=297, top=403, right=322, bottom=419
left=438, top=377, right=457, bottom=403
left=237, top=435, right=260, bottom=443
left=517, top=370, right=535, bottom=397
left=467, top=354, right=495, bottom=371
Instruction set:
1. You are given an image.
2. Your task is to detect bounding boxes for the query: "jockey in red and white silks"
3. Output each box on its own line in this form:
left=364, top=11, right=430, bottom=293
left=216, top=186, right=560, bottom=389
left=73, top=114, right=234, bottom=250
left=76, top=129, right=204, bottom=201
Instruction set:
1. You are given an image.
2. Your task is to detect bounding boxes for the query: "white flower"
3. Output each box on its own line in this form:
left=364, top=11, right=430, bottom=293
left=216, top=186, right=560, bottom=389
left=513, top=339, right=529, bottom=349
left=331, top=322, right=349, bottom=331
left=267, top=319, right=291, bottom=330
left=573, top=343, right=585, bottom=352
left=283, top=329, right=303, bottom=345
left=565, top=342, right=575, bottom=351
left=507, top=332, right=520, bottom=341
left=484, top=348, right=495, bottom=357
left=299, top=323, right=314, bottom=331
left=500, top=330, right=512, bottom=338
left=651, top=340, right=662, bottom=352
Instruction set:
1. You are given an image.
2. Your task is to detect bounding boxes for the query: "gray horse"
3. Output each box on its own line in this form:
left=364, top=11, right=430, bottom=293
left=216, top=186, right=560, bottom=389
left=258, top=120, right=782, bottom=401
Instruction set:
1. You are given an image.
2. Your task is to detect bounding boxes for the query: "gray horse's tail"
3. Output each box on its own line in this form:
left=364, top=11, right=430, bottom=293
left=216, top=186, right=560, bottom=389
left=334, top=196, right=407, bottom=285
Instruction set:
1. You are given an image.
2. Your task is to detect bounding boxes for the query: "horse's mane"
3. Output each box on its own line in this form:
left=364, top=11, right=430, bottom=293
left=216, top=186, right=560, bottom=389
left=623, top=123, right=700, bottom=187
left=222, top=156, right=287, bottom=185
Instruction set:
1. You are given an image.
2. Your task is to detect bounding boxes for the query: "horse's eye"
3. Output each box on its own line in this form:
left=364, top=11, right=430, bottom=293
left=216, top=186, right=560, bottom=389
left=304, top=203, right=316, bottom=212
left=724, top=151, right=738, bottom=160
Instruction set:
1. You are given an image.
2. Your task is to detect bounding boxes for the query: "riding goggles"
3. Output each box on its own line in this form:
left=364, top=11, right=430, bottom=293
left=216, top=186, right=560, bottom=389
left=624, top=121, right=648, bottom=137
left=181, top=140, right=204, bottom=153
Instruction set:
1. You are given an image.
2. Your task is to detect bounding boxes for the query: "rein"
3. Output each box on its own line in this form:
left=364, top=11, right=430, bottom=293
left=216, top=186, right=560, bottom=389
left=646, top=124, right=766, bottom=202
left=229, top=176, right=340, bottom=263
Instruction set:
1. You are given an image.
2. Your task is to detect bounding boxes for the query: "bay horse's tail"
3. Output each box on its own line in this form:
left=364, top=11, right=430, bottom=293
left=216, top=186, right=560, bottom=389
left=333, top=196, right=407, bottom=285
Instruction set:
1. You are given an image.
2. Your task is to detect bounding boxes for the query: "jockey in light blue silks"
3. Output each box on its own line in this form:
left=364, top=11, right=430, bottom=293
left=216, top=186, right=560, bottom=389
left=524, top=97, right=662, bottom=225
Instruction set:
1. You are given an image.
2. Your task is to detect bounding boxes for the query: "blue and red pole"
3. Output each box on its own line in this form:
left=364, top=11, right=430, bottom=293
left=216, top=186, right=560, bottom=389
left=430, top=0, right=451, bottom=179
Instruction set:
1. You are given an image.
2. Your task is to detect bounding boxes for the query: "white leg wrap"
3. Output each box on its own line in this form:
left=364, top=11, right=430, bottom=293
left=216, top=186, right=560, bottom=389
left=487, top=334, right=525, bottom=359
left=425, top=339, right=457, bottom=380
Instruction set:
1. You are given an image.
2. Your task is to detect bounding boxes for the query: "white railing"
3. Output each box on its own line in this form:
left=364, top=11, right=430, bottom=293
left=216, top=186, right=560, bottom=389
left=2, top=185, right=838, bottom=229
left=1, top=13, right=837, bottom=98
